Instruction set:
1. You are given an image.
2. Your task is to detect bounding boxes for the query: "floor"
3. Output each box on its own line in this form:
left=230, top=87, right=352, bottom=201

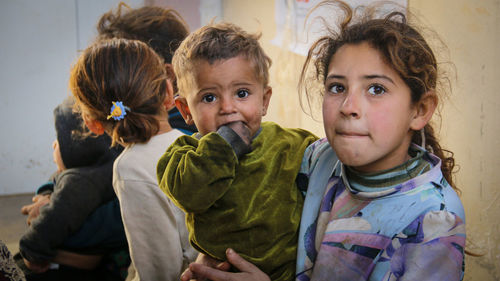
left=0, top=193, right=35, bottom=254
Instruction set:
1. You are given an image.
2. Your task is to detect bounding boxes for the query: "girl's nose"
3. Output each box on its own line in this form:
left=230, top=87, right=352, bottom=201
left=339, top=91, right=361, bottom=118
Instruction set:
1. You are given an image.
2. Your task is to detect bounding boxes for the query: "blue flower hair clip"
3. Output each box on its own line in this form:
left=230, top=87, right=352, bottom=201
left=107, top=101, right=130, bottom=121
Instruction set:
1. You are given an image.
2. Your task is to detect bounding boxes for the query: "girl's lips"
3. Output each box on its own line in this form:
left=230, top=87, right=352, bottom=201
left=336, top=131, right=368, bottom=137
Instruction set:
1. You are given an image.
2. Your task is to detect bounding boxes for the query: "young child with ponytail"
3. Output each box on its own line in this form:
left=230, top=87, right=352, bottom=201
left=70, top=38, right=197, bottom=281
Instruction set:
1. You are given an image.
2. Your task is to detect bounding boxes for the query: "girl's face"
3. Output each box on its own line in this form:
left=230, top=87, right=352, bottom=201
left=323, top=42, right=421, bottom=173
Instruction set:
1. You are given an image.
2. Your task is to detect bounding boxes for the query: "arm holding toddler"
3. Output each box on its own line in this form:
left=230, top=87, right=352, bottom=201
left=182, top=249, right=270, bottom=281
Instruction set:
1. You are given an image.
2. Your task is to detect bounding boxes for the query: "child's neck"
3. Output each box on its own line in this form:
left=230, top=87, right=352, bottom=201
left=156, top=118, right=173, bottom=135
left=345, top=147, right=430, bottom=190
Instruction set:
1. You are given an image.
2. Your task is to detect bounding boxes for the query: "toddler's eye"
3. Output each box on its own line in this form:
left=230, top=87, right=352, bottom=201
left=236, top=89, right=249, bottom=98
left=202, top=94, right=216, bottom=103
left=368, top=85, right=386, bottom=96
left=327, top=84, right=345, bottom=94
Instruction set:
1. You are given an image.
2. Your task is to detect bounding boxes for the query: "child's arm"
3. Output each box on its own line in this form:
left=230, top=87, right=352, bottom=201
left=181, top=249, right=270, bottom=281
left=157, top=123, right=251, bottom=213
left=19, top=172, right=112, bottom=264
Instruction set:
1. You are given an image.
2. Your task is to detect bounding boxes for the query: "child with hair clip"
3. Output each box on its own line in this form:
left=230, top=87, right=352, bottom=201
left=69, top=38, right=197, bottom=281
left=156, top=22, right=318, bottom=281
left=20, top=5, right=196, bottom=281
left=181, top=1, right=466, bottom=281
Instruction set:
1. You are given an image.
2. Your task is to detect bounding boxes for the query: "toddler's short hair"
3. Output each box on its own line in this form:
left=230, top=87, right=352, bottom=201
left=173, top=22, right=271, bottom=96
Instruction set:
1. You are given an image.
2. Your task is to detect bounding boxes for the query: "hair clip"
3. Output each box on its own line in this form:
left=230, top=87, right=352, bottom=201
left=107, top=101, right=130, bottom=121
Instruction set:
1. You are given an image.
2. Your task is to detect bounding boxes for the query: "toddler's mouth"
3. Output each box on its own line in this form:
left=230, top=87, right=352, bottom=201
left=219, top=120, right=245, bottom=129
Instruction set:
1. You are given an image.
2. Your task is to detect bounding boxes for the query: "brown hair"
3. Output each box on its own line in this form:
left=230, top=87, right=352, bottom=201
left=97, top=2, right=189, bottom=64
left=69, top=38, right=168, bottom=146
left=300, top=1, right=457, bottom=190
left=172, top=22, right=272, bottom=96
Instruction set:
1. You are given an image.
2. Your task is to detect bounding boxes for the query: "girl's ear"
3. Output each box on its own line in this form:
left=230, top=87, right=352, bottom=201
left=83, top=116, right=105, bottom=135
left=410, top=91, right=438, bottom=130
left=261, top=86, right=273, bottom=116
left=174, top=96, right=194, bottom=125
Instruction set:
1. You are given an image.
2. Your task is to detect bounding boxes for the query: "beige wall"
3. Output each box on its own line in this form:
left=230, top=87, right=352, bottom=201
left=222, top=0, right=500, bottom=280
left=409, top=1, right=500, bottom=280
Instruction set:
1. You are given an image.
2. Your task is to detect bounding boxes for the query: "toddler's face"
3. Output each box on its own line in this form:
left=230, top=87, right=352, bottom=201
left=178, top=56, right=271, bottom=137
left=322, top=42, right=420, bottom=173
left=52, top=140, right=66, bottom=172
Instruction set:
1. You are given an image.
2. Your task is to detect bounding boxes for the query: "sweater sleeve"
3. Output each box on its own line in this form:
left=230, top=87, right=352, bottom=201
left=19, top=172, right=106, bottom=263
left=390, top=210, right=466, bottom=281
left=157, top=133, right=238, bottom=214
left=114, top=177, right=194, bottom=281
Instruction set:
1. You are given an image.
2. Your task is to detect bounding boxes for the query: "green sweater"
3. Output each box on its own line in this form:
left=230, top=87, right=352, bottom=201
left=157, top=122, right=318, bottom=280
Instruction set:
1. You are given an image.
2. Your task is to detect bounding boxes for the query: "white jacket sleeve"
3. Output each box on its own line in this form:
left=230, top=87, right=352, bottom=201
left=115, top=177, right=196, bottom=281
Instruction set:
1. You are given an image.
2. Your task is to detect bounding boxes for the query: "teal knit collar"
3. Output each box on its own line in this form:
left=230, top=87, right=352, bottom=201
left=344, top=146, right=431, bottom=192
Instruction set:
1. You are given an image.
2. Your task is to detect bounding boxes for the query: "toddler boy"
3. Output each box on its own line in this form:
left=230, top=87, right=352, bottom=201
left=157, top=22, right=317, bottom=280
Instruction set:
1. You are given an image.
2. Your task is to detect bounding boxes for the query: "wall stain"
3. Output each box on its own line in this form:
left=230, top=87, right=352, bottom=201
left=479, top=181, right=483, bottom=200
left=25, top=159, right=41, bottom=169
left=480, top=102, right=484, bottom=137
left=475, top=7, right=491, bottom=16
left=474, top=191, right=500, bottom=279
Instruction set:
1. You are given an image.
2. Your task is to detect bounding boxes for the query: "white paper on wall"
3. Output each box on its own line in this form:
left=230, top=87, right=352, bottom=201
left=272, top=0, right=407, bottom=56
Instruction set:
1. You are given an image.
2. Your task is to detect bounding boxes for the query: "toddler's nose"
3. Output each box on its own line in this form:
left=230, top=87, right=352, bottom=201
left=219, top=97, right=237, bottom=114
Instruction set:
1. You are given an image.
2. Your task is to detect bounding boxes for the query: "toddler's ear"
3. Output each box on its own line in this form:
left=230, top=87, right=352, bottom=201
left=261, top=86, right=272, bottom=116
left=83, top=117, right=104, bottom=136
left=410, top=91, right=437, bottom=131
left=175, top=96, right=194, bottom=125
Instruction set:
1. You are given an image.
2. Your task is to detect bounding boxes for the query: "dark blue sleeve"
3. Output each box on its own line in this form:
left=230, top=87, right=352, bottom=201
left=63, top=198, right=127, bottom=252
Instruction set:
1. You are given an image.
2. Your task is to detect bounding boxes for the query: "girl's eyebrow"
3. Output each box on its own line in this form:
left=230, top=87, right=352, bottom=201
left=363, top=75, right=395, bottom=85
left=325, top=74, right=345, bottom=80
left=325, top=74, right=396, bottom=85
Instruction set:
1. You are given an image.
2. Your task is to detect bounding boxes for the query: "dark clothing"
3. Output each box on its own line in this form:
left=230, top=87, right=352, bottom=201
left=167, top=107, right=197, bottom=135
left=14, top=251, right=127, bottom=281
left=19, top=151, right=122, bottom=263
left=19, top=97, right=127, bottom=274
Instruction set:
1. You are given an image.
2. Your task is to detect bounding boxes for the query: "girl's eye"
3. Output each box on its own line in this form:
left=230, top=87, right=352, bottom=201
left=202, top=94, right=216, bottom=103
left=368, top=85, right=386, bottom=96
left=327, top=84, right=345, bottom=94
left=236, top=89, right=249, bottom=98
